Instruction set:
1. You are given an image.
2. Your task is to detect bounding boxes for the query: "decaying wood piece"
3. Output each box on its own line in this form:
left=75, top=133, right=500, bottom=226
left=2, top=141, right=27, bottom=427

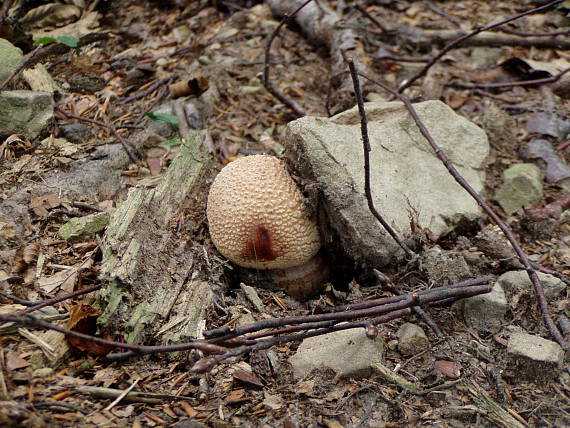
left=266, top=0, right=375, bottom=115
left=98, top=131, right=217, bottom=346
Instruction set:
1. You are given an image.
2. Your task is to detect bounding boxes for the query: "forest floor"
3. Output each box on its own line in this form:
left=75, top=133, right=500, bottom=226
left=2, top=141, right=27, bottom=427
left=0, top=0, right=569, bottom=427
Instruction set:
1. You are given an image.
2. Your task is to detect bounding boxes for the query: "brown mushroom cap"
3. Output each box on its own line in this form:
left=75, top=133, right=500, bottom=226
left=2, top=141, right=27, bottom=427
left=207, top=155, right=321, bottom=270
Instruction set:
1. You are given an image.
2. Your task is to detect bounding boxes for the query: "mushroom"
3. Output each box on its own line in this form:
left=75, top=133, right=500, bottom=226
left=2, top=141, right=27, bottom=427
left=206, top=155, right=328, bottom=298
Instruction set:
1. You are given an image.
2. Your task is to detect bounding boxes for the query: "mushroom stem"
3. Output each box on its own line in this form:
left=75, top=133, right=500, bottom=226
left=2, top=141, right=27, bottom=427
left=268, top=253, right=329, bottom=299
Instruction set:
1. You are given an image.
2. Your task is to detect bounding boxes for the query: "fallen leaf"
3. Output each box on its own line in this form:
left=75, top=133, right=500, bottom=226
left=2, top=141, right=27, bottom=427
left=226, top=388, right=246, bottom=404
left=434, top=360, right=461, bottom=379
left=37, top=258, right=93, bottom=294
left=233, top=369, right=264, bottom=389
left=296, top=380, right=315, bottom=395
left=65, top=302, right=114, bottom=355
left=6, top=351, right=30, bottom=370
left=29, top=193, right=62, bottom=217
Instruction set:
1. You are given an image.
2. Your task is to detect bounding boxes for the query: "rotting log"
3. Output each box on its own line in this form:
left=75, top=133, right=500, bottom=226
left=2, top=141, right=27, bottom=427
left=98, top=131, right=218, bottom=346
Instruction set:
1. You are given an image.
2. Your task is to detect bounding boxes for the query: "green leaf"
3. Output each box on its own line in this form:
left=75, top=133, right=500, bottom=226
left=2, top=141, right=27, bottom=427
left=34, top=37, right=57, bottom=46
left=33, top=36, right=80, bottom=47
left=145, top=112, right=179, bottom=128
left=158, top=138, right=182, bottom=147
left=56, top=36, right=79, bottom=48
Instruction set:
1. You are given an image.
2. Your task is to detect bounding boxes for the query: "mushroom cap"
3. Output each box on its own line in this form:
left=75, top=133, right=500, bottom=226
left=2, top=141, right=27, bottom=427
left=207, top=155, right=321, bottom=270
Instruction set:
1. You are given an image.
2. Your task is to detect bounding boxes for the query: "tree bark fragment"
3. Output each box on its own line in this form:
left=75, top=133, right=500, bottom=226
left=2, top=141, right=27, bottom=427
left=98, top=131, right=217, bottom=346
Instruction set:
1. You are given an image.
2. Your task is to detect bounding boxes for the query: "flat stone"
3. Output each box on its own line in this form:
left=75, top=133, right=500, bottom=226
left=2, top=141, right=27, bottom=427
left=495, top=163, right=543, bottom=214
left=498, top=270, right=566, bottom=307
left=289, top=328, right=384, bottom=379
left=464, top=282, right=507, bottom=331
left=507, top=332, right=564, bottom=380
left=58, top=212, right=110, bottom=242
left=286, top=100, right=489, bottom=266
left=396, top=323, right=429, bottom=356
left=0, top=38, right=23, bottom=83
left=0, top=90, right=54, bottom=138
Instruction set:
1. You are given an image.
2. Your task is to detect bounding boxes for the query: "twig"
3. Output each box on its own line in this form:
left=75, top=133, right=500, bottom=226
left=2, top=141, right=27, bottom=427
left=448, top=66, right=570, bottom=89
left=204, top=282, right=491, bottom=339
left=15, top=284, right=102, bottom=318
left=0, top=282, right=491, bottom=371
left=423, top=1, right=461, bottom=28
left=373, top=269, right=443, bottom=337
left=55, top=108, right=139, bottom=163
left=343, top=53, right=416, bottom=259
left=104, top=379, right=139, bottom=411
left=374, top=54, right=431, bottom=63
left=414, top=379, right=463, bottom=396
left=335, top=275, right=494, bottom=312
left=398, top=0, right=565, bottom=93
left=358, top=71, right=569, bottom=351
left=262, top=0, right=311, bottom=117
left=120, top=74, right=178, bottom=104
left=75, top=385, right=191, bottom=404
left=354, top=4, right=389, bottom=33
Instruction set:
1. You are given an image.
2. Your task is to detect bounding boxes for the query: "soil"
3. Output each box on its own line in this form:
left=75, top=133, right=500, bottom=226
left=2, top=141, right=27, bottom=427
left=1, top=1, right=569, bottom=427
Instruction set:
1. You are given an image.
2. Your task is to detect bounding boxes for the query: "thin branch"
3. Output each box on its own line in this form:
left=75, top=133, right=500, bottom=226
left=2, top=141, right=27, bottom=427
left=373, top=269, right=443, bottom=338
left=342, top=53, right=416, bottom=259
left=398, top=0, right=565, bottom=93
left=448, top=67, right=570, bottom=89
left=16, top=284, right=102, bottom=318
left=120, top=74, right=178, bottom=104
left=0, top=281, right=491, bottom=371
left=423, top=1, right=461, bottom=28
left=55, top=108, right=139, bottom=163
left=354, top=4, right=390, bottom=33
left=262, top=0, right=312, bottom=117
left=358, top=71, right=569, bottom=351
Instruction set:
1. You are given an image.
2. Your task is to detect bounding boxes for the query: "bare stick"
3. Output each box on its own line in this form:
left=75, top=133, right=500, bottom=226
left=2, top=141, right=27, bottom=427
left=342, top=53, right=416, bottom=259
left=354, top=4, right=389, bottom=33
left=55, top=108, right=139, bottom=163
left=398, top=0, right=565, bottom=93
left=120, top=74, right=178, bottom=104
left=1, top=282, right=491, bottom=366
left=15, top=284, right=102, bottom=318
left=373, top=269, right=443, bottom=337
left=423, top=1, right=461, bottom=28
left=448, top=67, right=570, bottom=89
left=262, top=0, right=312, bottom=117
left=358, top=71, right=568, bottom=351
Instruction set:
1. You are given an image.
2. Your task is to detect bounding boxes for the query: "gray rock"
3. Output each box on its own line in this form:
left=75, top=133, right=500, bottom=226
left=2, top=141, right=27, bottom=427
left=396, top=323, right=429, bottom=356
left=0, top=38, right=23, bottom=83
left=289, top=328, right=384, bottom=379
left=498, top=270, right=566, bottom=307
left=495, top=163, right=543, bottom=214
left=0, top=90, right=54, bottom=138
left=507, top=331, right=564, bottom=380
left=60, top=123, right=91, bottom=143
left=58, top=212, right=110, bottom=242
left=286, top=100, right=489, bottom=266
left=463, top=282, right=507, bottom=331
